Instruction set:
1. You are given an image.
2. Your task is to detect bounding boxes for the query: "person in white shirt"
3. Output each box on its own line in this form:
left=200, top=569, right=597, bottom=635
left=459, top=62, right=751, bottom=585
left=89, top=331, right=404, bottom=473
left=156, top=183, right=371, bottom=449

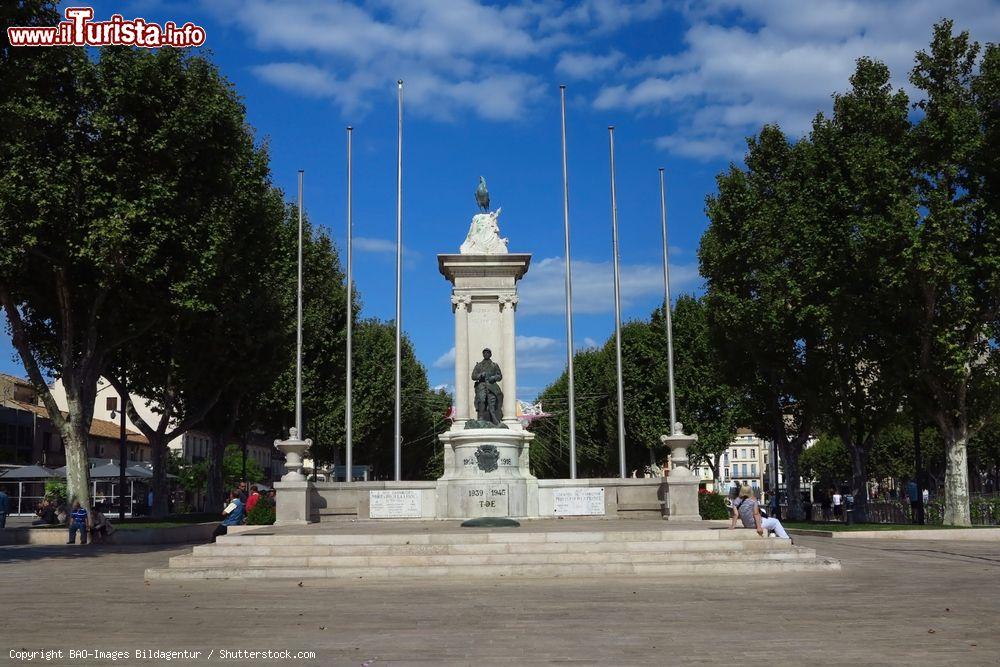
left=832, top=491, right=843, bottom=519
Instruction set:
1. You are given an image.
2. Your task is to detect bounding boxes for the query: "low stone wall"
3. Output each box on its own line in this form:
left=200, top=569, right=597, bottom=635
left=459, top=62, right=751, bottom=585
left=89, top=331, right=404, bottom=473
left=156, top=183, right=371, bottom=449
left=302, top=478, right=667, bottom=521
left=0, top=522, right=217, bottom=545
left=788, top=527, right=1000, bottom=541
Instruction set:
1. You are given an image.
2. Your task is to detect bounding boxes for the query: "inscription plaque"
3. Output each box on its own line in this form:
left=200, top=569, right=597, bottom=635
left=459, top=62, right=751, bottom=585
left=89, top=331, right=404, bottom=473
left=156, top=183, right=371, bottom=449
left=464, top=483, right=509, bottom=517
left=370, top=489, right=422, bottom=518
left=552, top=487, right=605, bottom=516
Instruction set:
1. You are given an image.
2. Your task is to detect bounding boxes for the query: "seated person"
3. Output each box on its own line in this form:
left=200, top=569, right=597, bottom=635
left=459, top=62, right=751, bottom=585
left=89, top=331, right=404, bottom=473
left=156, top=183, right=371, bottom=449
left=89, top=504, right=115, bottom=543
left=734, top=485, right=791, bottom=540
left=33, top=499, right=59, bottom=525
left=211, top=490, right=246, bottom=541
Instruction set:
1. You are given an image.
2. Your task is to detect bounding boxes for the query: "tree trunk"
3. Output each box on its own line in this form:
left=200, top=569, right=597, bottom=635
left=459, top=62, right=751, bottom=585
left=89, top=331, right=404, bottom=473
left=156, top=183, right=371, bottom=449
left=206, top=435, right=229, bottom=512
left=148, top=434, right=170, bottom=517
left=58, top=389, right=93, bottom=508
left=943, top=430, right=971, bottom=526
left=777, top=439, right=806, bottom=521
left=848, top=441, right=870, bottom=524
left=61, top=419, right=91, bottom=508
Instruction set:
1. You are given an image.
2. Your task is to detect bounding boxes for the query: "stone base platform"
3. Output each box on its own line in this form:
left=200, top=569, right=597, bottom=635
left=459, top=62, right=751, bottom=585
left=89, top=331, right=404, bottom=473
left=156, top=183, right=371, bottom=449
left=144, top=519, right=840, bottom=581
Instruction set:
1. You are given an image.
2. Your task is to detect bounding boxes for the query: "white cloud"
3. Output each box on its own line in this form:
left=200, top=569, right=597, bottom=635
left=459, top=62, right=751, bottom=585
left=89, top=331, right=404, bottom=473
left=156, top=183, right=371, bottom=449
left=433, top=346, right=455, bottom=369
left=518, top=256, right=700, bottom=316
left=556, top=50, right=623, bottom=79
left=432, top=335, right=566, bottom=374
left=353, top=237, right=422, bottom=266
left=580, top=337, right=600, bottom=350
left=251, top=62, right=339, bottom=97
left=591, top=0, right=1000, bottom=160
left=207, top=0, right=665, bottom=121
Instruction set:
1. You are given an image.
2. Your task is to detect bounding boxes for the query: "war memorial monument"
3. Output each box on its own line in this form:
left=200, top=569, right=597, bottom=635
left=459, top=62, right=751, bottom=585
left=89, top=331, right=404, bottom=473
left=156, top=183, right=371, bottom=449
left=146, top=183, right=837, bottom=580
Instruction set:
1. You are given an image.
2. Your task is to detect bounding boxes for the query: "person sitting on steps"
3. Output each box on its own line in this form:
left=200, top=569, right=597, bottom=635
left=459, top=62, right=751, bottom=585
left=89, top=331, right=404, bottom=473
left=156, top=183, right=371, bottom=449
left=733, top=484, right=792, bottom=543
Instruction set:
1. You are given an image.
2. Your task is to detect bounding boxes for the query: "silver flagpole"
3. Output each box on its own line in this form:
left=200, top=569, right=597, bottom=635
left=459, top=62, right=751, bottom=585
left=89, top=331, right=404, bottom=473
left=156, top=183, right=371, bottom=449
left=345, top=127, right=354, bottom=482
left=608, top=127, right=626, bottom=479
left=658, top=168, right=677, bottom=435
left=394, top=80, right=403, bottom=482
left=296, top=169, right=304, bottom=439
left=559, top=85, right=577, bottom=479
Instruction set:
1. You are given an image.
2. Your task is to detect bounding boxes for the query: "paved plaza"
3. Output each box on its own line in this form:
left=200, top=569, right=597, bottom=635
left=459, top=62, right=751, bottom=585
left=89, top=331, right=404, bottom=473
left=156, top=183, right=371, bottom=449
left=2, top=531, right=999, bottom=666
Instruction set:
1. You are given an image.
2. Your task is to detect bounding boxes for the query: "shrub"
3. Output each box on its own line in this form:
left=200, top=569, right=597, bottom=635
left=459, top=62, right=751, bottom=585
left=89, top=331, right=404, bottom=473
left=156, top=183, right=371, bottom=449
left=44, top=479, right=67, bottom=504
left=698, top=491, right=729, bottom=520
left=246, top=497, right=275, bottom=525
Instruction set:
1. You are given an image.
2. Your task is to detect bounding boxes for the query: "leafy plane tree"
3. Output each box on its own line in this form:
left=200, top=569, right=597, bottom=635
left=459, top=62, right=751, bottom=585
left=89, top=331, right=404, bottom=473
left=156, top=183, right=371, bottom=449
left=0, top=8, right=273, bottom=507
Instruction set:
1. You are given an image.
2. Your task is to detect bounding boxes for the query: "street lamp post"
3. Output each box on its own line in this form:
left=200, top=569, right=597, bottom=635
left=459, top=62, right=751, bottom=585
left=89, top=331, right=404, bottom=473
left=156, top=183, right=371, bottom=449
left=116, top=378, right=127, bottom=521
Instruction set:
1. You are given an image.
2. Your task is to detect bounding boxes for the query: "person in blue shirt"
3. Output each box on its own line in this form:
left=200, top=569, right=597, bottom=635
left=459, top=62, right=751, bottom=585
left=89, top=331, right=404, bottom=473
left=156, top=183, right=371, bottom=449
left=212, top=490, right=245, bottom=541
left=0, top=487, right=10, bottom=530
left=907, top=479, right=920, bottom=523
left=67, top=500, right=89, bottom=545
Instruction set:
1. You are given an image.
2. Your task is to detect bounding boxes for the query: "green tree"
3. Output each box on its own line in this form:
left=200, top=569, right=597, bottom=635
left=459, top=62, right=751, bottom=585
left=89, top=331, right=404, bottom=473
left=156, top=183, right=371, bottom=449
left=177, top=444, right=263, bottom=504
left=0, top=11, right=262, bottom=508
left=348, top=319, right=445, bottom=479
left=663, top=295, right=748, bottom=480
left=93, top=47, right=286, bottom=516
left=530, top=348, right=615, bottom=478
left=799, top=435, right=851, bottom=491
left=906, top=20, right=1000, bottom=524
left=701, top=126, right=819, bottom=520
left=800, top=57, right=916, bottom=521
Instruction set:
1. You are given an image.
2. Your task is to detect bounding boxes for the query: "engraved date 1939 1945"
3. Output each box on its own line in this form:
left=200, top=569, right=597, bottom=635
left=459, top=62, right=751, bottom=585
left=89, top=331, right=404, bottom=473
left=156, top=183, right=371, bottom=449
left=468, top=487, right=506, bottom=509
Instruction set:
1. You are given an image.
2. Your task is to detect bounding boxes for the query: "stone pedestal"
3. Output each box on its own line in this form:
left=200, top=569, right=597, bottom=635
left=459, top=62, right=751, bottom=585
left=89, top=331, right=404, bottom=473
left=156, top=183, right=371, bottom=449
left=274, top=480, right=313, bottom=525
left=660, top=427, right=702, bottom=521
left=437, top=427, right=537, bottom=518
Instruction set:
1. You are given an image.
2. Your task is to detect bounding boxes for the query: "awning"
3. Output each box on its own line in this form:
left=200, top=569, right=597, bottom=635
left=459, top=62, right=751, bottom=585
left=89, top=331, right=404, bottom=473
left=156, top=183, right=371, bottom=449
left=0, top=464, right=58, bottom=479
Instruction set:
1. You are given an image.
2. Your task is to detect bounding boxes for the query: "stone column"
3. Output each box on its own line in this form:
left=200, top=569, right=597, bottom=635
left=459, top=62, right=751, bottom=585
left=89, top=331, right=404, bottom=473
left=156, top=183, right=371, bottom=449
left=500, top=294, right=518, bottom=425
left=452, top=294, right=471, bottom=422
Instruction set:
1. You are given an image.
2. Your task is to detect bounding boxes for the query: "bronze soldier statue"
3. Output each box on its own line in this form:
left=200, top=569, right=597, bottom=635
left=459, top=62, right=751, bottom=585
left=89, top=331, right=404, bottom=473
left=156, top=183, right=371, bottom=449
left=472, top=348, right=503, bottom=425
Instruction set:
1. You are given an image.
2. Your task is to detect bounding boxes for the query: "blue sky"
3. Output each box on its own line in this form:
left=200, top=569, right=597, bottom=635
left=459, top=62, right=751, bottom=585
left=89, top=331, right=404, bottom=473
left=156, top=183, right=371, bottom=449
left=3, top=0, right=999, bottom=400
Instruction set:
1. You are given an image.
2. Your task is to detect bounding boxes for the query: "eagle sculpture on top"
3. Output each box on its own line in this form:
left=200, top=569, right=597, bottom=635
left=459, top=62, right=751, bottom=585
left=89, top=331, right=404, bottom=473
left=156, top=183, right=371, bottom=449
left=475, top=176, right=490, bottom=211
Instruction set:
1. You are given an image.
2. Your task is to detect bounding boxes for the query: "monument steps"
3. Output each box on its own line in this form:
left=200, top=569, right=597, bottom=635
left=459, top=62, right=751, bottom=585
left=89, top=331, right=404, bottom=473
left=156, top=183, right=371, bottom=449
left=146, top=527, right=841, bottom=581
left=147, top=557, right=838, bottom=581
left=189, top=538, right=796, bottom=558
left=168, top=548, right=818, bottom=569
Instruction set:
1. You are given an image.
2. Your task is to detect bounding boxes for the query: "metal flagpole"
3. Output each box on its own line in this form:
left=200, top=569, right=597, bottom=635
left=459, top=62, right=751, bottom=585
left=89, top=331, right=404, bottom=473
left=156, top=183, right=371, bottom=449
left=658, top=168, right=677, bottom=435
left=296, top=170, right=305, bottom=439
left=345, top=126, right=354, bottom=483
left=559, top=85, right=577, bottom=479
left=608, top=126, right=626, bottom=479
left=394, top=80, right=403, bottom=482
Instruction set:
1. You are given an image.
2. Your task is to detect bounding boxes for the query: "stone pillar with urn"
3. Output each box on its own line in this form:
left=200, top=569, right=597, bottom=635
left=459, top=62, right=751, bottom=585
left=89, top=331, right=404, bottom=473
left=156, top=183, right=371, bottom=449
left=660, top=422, right=702, bottom=521
left=274, top=427, right=314, bottom=524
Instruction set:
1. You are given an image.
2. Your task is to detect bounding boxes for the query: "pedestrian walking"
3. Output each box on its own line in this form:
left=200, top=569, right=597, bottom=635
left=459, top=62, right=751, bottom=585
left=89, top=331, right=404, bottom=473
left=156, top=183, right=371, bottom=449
left=67, top=501, right=89, bottom=545
left=820, top=490, right=832, bottom=522
left=832, top=490, right=843, bottom=520
left=907, top=480, right=920, bottom=523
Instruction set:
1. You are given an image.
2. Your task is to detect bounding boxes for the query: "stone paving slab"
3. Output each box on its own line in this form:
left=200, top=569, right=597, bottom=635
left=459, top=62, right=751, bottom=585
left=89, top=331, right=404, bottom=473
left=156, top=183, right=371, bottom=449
left=1, top=536, right=998, bottom=665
